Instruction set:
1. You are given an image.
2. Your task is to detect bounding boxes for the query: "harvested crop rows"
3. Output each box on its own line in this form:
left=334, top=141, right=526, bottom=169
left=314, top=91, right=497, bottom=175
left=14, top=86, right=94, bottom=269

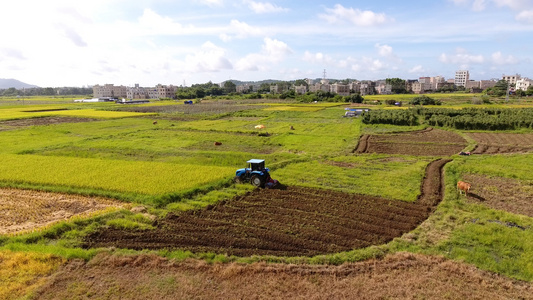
left=84, top=159, right=450, bottom=257
left=466, top=132, right=533, bottom=154
left=33, top=252, right=533, bottom=300
left=0, top=188, right=124, bottom=234
left=355, top=128, right=466, bottom=156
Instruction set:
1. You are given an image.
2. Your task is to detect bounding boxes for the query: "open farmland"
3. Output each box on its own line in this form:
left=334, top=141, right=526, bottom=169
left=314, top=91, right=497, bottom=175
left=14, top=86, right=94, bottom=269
left=84, top=159, right=450, bottom=256
left=1, top=99, right=533, bottom=298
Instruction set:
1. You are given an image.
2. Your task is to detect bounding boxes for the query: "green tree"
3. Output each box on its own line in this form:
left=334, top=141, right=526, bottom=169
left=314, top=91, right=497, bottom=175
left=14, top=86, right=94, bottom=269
left=484, top=80, right=508, bottom=97
left=386, top=78, right=407, bottom=94
left=223, top=81, right=236, bottom=94
left=258, top=83, right=271, bottom=93
left=526, top=85, right=533, bottom=96
left=410, top=95, right=441, bottom=105
left=294, top=79, right=308, bottom=87
left=345, top=93, right=364, bottom=103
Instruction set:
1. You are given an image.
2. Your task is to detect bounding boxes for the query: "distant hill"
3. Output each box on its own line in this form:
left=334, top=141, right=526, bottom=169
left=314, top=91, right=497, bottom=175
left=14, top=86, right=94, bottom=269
left=0, top=78, right=38, bottom=89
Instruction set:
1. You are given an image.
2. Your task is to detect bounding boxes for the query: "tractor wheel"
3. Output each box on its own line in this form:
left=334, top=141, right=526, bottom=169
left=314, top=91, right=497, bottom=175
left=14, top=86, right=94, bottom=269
left=234, top=175, right=245, bottom=184
left=251, top=175, right=265, bottom=188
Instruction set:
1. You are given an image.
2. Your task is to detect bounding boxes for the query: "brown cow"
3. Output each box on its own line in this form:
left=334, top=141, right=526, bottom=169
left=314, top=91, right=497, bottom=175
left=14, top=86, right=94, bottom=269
left=457, top=181, right=471, bottom=196
left=153, top=121, right=158, bottom=125
left=214, top=142, right=222, bottom=146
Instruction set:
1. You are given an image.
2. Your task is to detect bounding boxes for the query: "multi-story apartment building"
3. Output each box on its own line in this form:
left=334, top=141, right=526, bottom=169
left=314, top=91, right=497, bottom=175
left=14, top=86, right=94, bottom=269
left=155, top=84, right=177, bottom=99
left=516, top=78, right=532, bottom=91
left=93, top=84, right=127, bottom=98
left=411, top=82, right=422, bottom=94
left=502, top=74, right=521, bottom=86
left=455, top=70, right=469, bottom=87
left=309, top=82, right=330, bottom=93
left=331, top=83, right=350, bottom=96
left=358, top=81, right=375, bottom=96
left=375, top=83, right=392, bottom=95
left=127, top=84, right=148, bottom=99
left=430, top=76, right=446, bottom=90
left=294, top=85, right=308, bottom=95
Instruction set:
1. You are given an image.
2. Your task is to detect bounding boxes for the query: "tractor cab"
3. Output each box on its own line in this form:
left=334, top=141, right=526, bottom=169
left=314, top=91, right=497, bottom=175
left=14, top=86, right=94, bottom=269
left=234, top=159, right=278, bottom=188
left=247, top=159, right=267, bottom=173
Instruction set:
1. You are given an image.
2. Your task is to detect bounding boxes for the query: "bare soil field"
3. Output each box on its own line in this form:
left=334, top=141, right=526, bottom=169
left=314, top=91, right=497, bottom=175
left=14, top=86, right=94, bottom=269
left=466, top=132, right=533, bottom=154
left=33, top=252, right=533, bottom=300
left=355, top=128, right=467, bottom=156
left=0, top=188, right=124, bottom=234
left=462, top=174, right=533, bottom=217
left=0, top=116, right=96, bottom=131
left=84, top=159, right=450, bottom=257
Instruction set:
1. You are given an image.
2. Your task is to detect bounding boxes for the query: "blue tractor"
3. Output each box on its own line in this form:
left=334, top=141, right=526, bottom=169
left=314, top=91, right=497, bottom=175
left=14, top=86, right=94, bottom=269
left=234, top=159, right=279, bottom=188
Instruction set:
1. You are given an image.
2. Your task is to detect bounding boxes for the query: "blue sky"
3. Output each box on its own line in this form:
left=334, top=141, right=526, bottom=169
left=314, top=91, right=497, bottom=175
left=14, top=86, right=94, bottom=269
left=1, top=0, right=532, bottom=87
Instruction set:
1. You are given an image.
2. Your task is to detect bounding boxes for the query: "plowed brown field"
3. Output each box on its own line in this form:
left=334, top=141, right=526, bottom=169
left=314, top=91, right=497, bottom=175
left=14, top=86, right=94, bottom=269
left=355, top=128, right=466, bottom=156
left=33, top=252, right=533, bottom=300
left=0, top=116, right=96, bottom=131
left=466, top=132, right=533, bottom=154
left=84, top=159, right=451, bottom=257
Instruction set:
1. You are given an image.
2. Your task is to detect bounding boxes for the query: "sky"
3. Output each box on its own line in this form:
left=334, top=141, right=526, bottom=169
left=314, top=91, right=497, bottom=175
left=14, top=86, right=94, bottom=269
left=1, top=0, right=532, bottom=87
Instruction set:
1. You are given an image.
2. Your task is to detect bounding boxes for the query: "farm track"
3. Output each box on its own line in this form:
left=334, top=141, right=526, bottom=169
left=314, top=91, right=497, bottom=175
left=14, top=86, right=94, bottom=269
left=84, top=158, right=451, bottom=257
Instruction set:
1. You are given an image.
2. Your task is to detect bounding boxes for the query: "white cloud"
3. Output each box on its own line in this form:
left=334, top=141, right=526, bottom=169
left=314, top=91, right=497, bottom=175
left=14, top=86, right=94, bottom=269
left=516, top=9, right=533, bottom=22
left=491, top=51, right=519, bottom=64
left=243, top=0, right=288, bottom=13
left=302, top=51, right=334, bottom=65
left=439, top=48, right=485, bottom=64
left=409, top=65, right=426, bottom=73
left=319, top=4, right=392, bottom=26
left=183, top=41, right=232, bottom=72
left=196, top=0, right=224, bottom=7
left=235, top=37, right=292, bottom=71
left=138, top=8, right=186, bottom=35
left=375, top=44, right=393, bottom=57
left=451, top=0, right=533, bottom=22
left=219, top=20, right=263, bottom=42
left=348, top=57, right=387, bottom=72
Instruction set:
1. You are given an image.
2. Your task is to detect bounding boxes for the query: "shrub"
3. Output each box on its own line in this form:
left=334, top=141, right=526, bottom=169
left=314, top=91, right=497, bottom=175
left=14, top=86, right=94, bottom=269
left=410, top=95, right=441, bottom=106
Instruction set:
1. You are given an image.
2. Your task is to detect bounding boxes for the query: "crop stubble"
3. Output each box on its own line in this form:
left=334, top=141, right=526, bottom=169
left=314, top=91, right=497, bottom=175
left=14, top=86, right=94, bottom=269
left=33, top=252, right=533, bottom=300
left=0, top=188, right=123, bottom=234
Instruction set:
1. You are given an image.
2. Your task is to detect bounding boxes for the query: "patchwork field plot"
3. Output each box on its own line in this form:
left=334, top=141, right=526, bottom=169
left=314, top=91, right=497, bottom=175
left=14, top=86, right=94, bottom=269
left=0, top=188, right=124, bottom=234
left=355, top=128, right=467, bottom=156
left=84, top=159, right=450, bottom=257
left=0, top=116, right=98, bottom=131
left=32, top=252, right=533, bottom=300
left=462, top=174, right=533, bottom=217
left=466, top=132, right=533, bottom=154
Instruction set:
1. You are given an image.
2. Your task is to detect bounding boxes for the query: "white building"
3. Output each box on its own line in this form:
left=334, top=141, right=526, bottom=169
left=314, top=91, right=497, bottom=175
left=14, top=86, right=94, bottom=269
left=516, top=78, right=533, bottom=91
left=502, top=74, right=521, bottom=86
left=455, top=70, right=469, bottom=87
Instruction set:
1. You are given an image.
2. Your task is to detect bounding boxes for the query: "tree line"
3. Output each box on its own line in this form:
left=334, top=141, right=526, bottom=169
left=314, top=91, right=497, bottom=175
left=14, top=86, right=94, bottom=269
left=1, top=87, right=93, bottom=97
